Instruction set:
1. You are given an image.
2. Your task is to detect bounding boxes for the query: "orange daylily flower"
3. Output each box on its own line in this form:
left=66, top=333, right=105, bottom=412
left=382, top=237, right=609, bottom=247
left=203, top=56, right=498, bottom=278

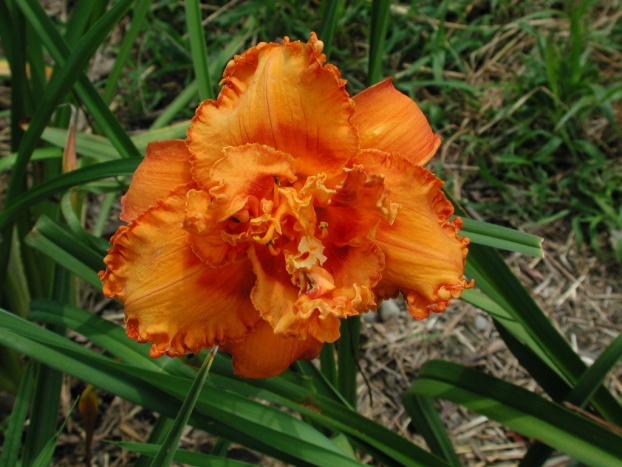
left=99, top=33, right=473, bottom=378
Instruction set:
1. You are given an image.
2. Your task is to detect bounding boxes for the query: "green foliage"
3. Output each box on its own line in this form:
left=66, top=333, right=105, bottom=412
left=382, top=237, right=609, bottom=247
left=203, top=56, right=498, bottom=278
left=0, top=0, right=620, bottom=466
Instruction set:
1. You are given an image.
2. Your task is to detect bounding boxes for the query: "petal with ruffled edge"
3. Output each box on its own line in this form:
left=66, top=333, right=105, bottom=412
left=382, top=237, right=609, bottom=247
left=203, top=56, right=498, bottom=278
left=355, top=150, right=472, bottom=320
left=208, top=144, right=300, bottom=221
left=187, top=33, right=358, bottom=184
left=220, top=321, right=323, bottom=379
left=100, top=184, right=260, bottom=357
left=248, top=237, right=384, bottom=343
left=121, top=140, right=193, bottom=223
left=352, top=79, right=441, bottom=166
left=315, top=165, right=398, bottom=247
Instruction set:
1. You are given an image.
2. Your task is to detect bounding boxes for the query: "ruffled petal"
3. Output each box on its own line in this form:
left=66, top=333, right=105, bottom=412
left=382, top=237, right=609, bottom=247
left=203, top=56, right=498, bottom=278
left=352, top=79, right=441, bottom=166
left=355, top=150, right=472, bottom=320
left=121, top=140, right=193, bottom=223
left=208, top=144, right=300, bottom=221
left=249, top=237, right=384, bottom=343
left=220, top=321, right=323, bottom=379
left=183, top=189, right=249, bottom=268
left=315, top=165, right=398, bottom=247
left=187, top=32, right=358, bottom=183
left=100, top=184, right=260, bottom=357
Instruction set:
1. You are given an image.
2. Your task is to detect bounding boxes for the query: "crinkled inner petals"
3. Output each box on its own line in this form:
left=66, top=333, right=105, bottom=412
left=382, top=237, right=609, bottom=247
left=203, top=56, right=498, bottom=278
left=244, top=168, right=386, bottom=343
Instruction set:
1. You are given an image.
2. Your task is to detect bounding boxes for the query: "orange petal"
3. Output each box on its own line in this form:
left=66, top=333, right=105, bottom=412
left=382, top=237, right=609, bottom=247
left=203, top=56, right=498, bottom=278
left=208, top=144, right=300, bottom=221
left=187, top=33, right=358, bottom=184
left=100, top=185, right=260, bottom=357
left=121, top=140, right=193, bottom=223
left=221, top=320, right=323, bottom=379
left=352, top=79, right=441, bottom=166
left=356, top=150, right=472, bottom=320
left=183, top=188, right=249, bottom=268
left=316, top=165, right=398, bottom=247
left=249, top=237, right=383, bottom=343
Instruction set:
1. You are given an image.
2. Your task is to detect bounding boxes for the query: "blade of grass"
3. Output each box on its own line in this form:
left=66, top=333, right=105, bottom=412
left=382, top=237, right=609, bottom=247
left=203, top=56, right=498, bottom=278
left=401, top=394, right=461, bottom=467
left=22, top=260, right=71, bottom=465
left=134, top=416, right=174, bottom=467
left=0, top=360, right=34, bottom=467
left=1, top=0, right=138, bottom=294
left=320, top=0, right=340, bottom=59
left=39, top=127, right=121, bottom=161
left=10, top=0, right=136, bottom=201
left=185, top=0, right=213, bottom=100
left=103, top=0, right=153, bottom=104
left=150, top=347, right=219, bottom=466
left=24, top=216, right=103, bottom=288
left=149, top=80, right=198, bottom=130
left=63, top=0, right=109, bottom=47
left=466, top=243, right=622, bottom=425
left=16, top=0, right=141, bottom=159
left=0, top=147, right=62, bottom=172
left=30, top=396, right=80, bottom=467
left=337, top=316, right=360, bottom=407
left=368, top=0, right=391, bottom=86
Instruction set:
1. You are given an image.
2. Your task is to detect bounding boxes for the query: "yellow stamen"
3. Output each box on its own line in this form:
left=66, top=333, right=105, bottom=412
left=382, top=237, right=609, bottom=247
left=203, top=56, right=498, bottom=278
left=253, top=223, right=276, bottom=245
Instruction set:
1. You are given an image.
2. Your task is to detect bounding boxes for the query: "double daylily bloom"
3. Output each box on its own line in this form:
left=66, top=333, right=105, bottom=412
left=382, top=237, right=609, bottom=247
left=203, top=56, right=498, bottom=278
left=100, top=33, right=472, bottom=378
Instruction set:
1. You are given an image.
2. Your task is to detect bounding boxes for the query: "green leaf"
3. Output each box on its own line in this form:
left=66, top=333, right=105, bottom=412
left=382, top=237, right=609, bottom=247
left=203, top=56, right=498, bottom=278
left=39, top=127, right=121, bottom=161
left=151, top=348, right=219, bottom=466
left=460, top=217, right=543, bottom=257
left=0, top=147, right=62, bottom=172
left=113, top=442, right=255, bottom=467
left=319, top=0, right=341, bottom=59
left=401, top=394, right=461, bottom=467
left=29, top=302, right=442, bottom=466
left=521, top=331, right=622, bottom=465
left=30, top=396, right=80, bottom=467
left=337, top=316, right=360, bottom=407
left=0, top=361, right=34, bottom=467
left=25, top=216, right=103, bottom=288
left=0, top=310, right=365, bottom=466
left=9, top=0, right=136, bottom=202
left=465, top=243, right=622, bottom=425
left=368, top=0, right=391, bottom=86
left=16, top=0, right=141, bottom=159
left=185, top=0, right=212, bottom=100
left=102, top=0, right=153, bottom=104
left=411, top=360, right=622, bottom=467
left=0, top=158, right=140, bottom=231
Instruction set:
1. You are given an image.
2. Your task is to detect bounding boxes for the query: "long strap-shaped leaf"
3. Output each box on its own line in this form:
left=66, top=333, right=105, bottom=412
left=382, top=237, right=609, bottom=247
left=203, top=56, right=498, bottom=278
left=29, top=301, right=446, bottom=467
left=0, top=158, right=140, bottom=231
left=466, top=243, right=622, bottom=425
left=0, top=310, right=364, bottom=467
left=520, top=331, right=622, bottom=466
left=151, top=347, right=218, bottom=466
left=185, top=0, right=213, bottom=100
left=16, top=0, right=141, bottom=160
left=0, top=0, right=137, bottom=293
left=409, top=360, right=622, bottom=467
